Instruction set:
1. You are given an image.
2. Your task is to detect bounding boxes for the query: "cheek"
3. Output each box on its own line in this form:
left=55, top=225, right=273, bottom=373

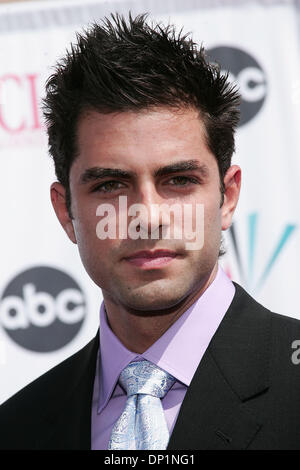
left=73, top=194, right=100, bottom=231
left=74, top=216, right=96, bottom=244
left=74, top=212, right=120, bottom=263
left=72, top=207, right=102, bottom=261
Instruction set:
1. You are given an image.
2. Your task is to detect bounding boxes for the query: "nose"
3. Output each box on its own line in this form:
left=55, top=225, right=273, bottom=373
left=130, top=181, right=168, bottom=239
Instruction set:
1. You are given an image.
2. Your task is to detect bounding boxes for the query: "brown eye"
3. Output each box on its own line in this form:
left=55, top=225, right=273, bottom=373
left=92, top=181, right=124, bottom=193
left=168, top=176, right=198, bottom=186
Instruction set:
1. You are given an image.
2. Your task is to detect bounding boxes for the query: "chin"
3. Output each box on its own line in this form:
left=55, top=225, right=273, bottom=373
left=119, top=284, right=189, bottom=313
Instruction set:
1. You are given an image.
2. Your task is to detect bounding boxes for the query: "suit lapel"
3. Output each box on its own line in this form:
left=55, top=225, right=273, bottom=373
left=167, top=282, right=271, bottom=450
left=37, top=331, right=99, bottom=450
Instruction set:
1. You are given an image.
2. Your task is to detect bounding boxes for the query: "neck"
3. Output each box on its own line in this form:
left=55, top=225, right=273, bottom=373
left=102, top=263, right=218, bottom=354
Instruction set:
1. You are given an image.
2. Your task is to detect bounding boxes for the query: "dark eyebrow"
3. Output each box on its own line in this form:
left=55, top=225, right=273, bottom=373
left=79, top=167, right=137, bottom=184
left=79, top=159, right=209, bottom=185
left=154, top=160, right=210, bottom=178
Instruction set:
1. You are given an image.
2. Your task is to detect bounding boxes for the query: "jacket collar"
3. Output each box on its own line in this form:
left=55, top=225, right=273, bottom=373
left=38, top=331, right=99, bottom=449
left=167, top=281, right=271, bottom=449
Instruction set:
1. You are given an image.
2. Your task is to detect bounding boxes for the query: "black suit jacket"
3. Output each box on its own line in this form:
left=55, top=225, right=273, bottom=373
left=1, top=281, right=300, bottom=450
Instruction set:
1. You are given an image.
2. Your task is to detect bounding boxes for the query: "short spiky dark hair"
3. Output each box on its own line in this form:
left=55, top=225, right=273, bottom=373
left=42, top=12, right=240, bottom=257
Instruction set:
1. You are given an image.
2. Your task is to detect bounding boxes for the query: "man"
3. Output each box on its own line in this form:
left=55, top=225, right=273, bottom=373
left=1, top=12, right=300, bottom=450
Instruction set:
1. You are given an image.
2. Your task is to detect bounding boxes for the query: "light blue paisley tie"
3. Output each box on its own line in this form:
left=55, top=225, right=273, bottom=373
left=108, top=360, right=176, bottom=450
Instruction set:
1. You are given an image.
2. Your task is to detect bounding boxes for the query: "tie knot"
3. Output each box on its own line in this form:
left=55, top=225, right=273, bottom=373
left=119, top=360, right=176, bottom=398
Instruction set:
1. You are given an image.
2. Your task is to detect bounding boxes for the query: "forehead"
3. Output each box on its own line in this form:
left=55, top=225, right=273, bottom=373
left=73, top=107, right=218, bottom=174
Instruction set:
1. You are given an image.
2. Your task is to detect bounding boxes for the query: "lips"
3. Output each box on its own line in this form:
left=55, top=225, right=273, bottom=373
left=124, top=249, right=177, bottom=260
left=123, top=249, right=178, bottom=269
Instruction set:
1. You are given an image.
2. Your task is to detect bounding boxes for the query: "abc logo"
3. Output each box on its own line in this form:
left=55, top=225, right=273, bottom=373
left=0, top=266, right=86, bottom=352
left=207, top=46, right=267, bottom=126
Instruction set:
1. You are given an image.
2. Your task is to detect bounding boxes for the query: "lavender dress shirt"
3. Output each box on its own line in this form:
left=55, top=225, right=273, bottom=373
left=91, top=263, right=235, bottom=450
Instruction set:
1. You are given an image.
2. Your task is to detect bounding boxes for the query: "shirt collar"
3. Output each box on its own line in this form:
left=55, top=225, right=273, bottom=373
left=97, top=263, right=235, bottom=413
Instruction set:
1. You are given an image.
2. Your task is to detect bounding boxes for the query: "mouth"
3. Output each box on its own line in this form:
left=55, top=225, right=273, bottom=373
left=123, top=249, right=179, bottom=269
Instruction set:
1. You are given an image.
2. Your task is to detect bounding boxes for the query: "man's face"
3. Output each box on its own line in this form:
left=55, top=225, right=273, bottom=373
left=52, top=106, right=240, bottom=311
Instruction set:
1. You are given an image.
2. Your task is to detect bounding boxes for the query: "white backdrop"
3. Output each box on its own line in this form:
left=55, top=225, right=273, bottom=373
left=0, top=0, right=299, bottom=403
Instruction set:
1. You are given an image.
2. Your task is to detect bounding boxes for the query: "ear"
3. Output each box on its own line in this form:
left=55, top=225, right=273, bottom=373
left=50, top=182, right=77, bottom=244
left=221, top=165, right=241, bottom=231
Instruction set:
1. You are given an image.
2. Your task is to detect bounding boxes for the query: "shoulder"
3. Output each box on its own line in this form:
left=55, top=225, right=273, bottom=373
left=1, top=332, right=98, bottom=408
left=231, top=281, right=300, bottom=382
left=0, top=332, right=99, bottom=449
left=221, top=280, right=300, bottom=375
left=232, top=280, right=300, bottom=329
